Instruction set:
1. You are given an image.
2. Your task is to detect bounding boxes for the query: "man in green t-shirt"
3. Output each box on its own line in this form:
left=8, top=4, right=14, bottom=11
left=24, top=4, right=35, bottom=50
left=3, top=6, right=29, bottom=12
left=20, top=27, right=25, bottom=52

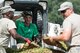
left=15, top=11, right=39, bottom=43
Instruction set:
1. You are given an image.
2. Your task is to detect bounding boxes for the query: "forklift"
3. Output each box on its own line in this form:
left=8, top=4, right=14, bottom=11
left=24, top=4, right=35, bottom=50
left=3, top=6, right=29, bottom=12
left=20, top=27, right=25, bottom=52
left=4, top=0, right=48, bottom=47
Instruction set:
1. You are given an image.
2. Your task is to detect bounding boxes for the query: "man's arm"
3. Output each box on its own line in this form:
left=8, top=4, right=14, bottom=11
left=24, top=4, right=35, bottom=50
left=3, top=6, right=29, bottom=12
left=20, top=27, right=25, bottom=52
left=8, top=28, right=24, bottom=39
left=8, top=28, right=31, bottom=44
left=49, top=27, right=72, bottom=42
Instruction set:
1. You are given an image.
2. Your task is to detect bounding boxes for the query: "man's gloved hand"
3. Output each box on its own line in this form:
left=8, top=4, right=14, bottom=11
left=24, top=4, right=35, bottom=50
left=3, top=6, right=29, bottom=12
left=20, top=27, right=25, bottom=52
left=24, top=38, right=31, bottom=45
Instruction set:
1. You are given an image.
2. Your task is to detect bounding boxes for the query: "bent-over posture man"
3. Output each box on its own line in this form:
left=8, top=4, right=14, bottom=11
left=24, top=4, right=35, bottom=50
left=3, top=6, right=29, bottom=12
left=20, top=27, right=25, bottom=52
left=0, top=6, right=31, bottom=53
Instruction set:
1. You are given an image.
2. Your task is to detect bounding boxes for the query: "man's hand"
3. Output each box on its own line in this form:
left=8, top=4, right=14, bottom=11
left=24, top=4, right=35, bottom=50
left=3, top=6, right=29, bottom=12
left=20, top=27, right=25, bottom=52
left=49, top=36, right=57, bottom=41
left=49, top=36, right=54, bottom=42
left=24, top=38, right=31, bottom=45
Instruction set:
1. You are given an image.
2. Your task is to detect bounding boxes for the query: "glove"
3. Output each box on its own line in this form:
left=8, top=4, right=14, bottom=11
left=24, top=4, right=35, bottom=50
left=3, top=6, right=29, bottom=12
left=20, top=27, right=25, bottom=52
left=24, top=38, right=31, bottom=45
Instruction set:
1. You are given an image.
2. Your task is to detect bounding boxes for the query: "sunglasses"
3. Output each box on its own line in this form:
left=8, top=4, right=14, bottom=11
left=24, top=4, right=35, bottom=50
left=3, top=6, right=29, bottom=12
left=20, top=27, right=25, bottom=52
left=61, top=10, right=66, bottom=13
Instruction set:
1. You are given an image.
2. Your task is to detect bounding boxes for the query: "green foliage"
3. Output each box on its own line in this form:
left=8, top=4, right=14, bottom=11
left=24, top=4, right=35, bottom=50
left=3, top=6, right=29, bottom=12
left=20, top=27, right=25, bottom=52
left=47, top=0, right=80, bottom=25
left=47, top=0, right=64, bottom=25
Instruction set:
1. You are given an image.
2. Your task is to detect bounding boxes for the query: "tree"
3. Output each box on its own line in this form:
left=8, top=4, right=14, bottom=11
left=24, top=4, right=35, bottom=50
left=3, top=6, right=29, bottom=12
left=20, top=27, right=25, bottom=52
left=47, top=0, right=64, bottom=25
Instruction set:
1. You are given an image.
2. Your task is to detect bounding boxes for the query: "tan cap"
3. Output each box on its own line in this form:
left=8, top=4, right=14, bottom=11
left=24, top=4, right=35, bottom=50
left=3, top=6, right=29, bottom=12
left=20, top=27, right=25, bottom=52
left=0, top=6, right=15, bottom=14
left=58, top=2, right=73, bottom=11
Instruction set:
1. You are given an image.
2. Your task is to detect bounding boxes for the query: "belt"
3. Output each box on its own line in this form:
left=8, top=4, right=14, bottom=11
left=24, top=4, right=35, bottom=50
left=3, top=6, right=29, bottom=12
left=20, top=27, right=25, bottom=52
left=67, top=45, right=80, bottom=51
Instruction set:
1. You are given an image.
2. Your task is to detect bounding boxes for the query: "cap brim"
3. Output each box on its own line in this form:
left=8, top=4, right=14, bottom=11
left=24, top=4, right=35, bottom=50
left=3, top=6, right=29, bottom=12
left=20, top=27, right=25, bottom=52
left=58, top=7, right=69, bottom=11
left=2, top=8, right=15, bottom=14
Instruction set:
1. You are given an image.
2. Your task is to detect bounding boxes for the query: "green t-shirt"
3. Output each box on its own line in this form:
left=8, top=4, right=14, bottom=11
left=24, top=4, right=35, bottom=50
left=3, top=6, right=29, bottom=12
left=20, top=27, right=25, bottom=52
left=15, top=20, right=39, bottom=43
